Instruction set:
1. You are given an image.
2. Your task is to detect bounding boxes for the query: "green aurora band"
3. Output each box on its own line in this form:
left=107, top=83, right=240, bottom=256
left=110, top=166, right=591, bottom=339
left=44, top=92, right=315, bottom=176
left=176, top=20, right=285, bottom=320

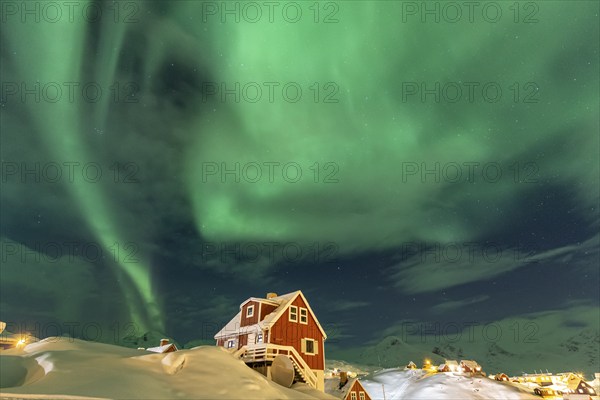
left=184, top=2, right=599, bottom=257
left=2, top=1, right=163, bottom=333
left=1, top=1, right=598, bottom=329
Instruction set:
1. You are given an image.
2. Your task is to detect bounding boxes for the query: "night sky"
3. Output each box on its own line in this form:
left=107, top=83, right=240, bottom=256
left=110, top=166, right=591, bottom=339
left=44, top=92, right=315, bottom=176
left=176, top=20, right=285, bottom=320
left=1, top=0, right=598, bottom=370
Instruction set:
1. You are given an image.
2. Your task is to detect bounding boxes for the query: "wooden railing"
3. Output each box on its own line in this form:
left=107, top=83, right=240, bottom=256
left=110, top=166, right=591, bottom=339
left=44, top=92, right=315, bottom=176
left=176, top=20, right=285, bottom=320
left=234, top=343, right=318, bottom=389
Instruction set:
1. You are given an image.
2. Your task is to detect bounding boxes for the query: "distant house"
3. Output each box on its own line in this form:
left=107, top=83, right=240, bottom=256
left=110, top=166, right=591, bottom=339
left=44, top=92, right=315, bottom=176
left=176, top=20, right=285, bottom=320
left=406, top=361, right=417, bottom=370
left=518, top=372, right=553, bottom=385
left=214, top=291, right=327, bottom=391
left=342, top=379, right=371, bottom=400
left=565, top=374, right=596, bottom=396
left=147, top=338, right=178, bottom=353
left=438, top=363, right=449, bottom=372
left=495, top=373, right=509, bottom=381
left=445, top=360, right=459, bottom=372
left=459, top=360, right=482, bottom=373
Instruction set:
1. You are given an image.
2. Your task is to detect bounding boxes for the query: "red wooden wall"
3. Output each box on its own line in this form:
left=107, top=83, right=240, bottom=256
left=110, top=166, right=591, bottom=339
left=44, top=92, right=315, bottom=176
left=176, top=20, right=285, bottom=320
left=269, top=295, right=324, bottom=370
left=345, top=381, right=371, bottom=400
left=240, top=301, right=259, bottom=326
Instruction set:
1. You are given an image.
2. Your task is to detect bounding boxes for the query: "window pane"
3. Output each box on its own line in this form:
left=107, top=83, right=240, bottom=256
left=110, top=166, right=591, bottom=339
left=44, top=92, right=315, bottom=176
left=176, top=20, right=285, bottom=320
left=306, top=340, right=314, bottom=353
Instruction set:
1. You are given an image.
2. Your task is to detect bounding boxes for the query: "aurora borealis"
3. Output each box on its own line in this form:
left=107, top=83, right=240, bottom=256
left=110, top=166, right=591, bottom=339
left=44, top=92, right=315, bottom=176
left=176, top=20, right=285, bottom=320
left=1, top=0, right=598, bottom=373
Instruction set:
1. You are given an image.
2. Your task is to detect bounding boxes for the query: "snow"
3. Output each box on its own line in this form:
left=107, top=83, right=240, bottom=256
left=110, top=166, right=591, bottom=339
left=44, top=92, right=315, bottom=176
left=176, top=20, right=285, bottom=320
left=326, top=369, right=543, bottom=399
left=214, top=291, right=299, bottom=340
left=0, top=337, right=337, bottom=399
left=146, top=343, right=177, bottom=353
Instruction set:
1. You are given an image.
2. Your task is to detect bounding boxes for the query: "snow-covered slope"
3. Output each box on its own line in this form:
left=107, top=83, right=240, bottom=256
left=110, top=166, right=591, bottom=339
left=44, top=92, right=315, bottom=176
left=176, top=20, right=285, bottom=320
left=326, top=369, right=540, bottom=400
left=0, top=338, right=336, bottom=399
left=364, top=369, right=539, bottom=400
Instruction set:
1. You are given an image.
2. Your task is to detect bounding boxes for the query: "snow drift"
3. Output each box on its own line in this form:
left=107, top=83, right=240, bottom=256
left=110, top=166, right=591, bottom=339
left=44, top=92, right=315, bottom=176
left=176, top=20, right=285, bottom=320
left=0, top=338, right=336, bottom=399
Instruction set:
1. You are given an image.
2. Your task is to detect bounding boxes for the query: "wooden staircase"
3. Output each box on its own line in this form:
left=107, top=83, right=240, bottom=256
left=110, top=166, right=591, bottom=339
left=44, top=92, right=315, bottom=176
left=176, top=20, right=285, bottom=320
left=234, top=343, right=318, bottom=389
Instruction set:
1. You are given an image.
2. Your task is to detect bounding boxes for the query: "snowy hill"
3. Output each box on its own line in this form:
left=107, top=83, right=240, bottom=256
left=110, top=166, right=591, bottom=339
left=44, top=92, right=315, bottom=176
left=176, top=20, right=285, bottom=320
left=335, top=329, right=600, bottom=378
left=0, top=338, right=336, bottom=399
left=356, top=369, right=540, bottom=400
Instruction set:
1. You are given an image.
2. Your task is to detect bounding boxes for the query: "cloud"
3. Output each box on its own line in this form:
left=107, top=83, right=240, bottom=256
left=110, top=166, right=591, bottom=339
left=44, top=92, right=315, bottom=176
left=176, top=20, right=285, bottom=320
left=431, top=295, right=490, bottom=313
left=390, top=234, right=599, bottom=294
left=328, top=301, right=371, bottom=312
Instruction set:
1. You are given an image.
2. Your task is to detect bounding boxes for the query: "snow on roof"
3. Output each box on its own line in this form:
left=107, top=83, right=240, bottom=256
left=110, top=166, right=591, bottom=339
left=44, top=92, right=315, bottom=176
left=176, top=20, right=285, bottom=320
left=214, top=290, right=327, bottom=340
left=146, top=343, right=177, bottom=353
left=341, top=378, right=363, bottom=400
left=0, top=321, right=6, bottom=334
left=460, top=360, right=481, bottom=369
left=241, top=297, right=280, bottom=307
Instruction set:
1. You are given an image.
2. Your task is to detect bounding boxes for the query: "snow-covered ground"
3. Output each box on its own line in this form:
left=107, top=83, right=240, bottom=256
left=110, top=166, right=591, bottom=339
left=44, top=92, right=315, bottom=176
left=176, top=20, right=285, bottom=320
left=326, top=369, right=540, bottom=400
left=0, top=337, right=336, bottom=399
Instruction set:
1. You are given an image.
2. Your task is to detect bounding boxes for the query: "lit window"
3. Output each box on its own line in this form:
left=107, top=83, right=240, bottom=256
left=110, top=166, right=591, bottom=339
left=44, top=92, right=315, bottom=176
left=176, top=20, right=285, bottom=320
left=300, top=307, right=308, bottom=324
left=351, top=393, right=357, bottom=400
left=289, top=306, right=298, bottom=322
left=256, top=333, right=263, bottom=343
left=359, top=392, right=365, bottom=400
left=227, top=340, right=235, bottom=349
left=246, top=305, right=254, bottom=318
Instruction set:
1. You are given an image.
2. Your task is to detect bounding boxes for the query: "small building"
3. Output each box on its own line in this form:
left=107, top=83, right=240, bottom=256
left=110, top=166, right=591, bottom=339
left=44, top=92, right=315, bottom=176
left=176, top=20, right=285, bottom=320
left=406, top=361, right=417, bottom=370
left=147, top=338, right=178, bottom=353
left=495, top=373, right=509, bottom=381
left=444, top=360, right=459, bottom=372
left=214, top=290, right=327, bottom=391
left=518, top=372, right=553, bottom=385
left=445, top=360, right=459, bottom=372
left=564, top=374, right=596, bottom=396
left=342, top=379, right=371, bottom=400
left=459, top=360, right=482, bottom=373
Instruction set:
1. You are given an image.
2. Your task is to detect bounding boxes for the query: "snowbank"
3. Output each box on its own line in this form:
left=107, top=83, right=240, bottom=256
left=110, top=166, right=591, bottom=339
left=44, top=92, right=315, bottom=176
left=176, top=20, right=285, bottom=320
left=0, top=338, right=336, bottom=399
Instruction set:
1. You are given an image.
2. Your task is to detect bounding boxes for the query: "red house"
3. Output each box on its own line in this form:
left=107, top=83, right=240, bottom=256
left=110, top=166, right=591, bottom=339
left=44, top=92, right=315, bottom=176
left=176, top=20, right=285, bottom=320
left=214, top=290, right=327, bottom=391
left=343, top=379, right=371, bottom=400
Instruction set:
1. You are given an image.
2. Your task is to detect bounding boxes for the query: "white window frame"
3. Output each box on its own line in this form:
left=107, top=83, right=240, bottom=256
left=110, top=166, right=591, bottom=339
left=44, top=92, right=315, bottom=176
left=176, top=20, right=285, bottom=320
left=301, top=338, right=318, bottom=356
left=359, top=391, right=365, bottom=400
left=227, top=340, right=235, bottom=349
left=299, top=307, right=308, bottom=324
left=246, top=305, right=254, bottom=318
left=256, top=333, right=263, bottom=343
left=350, top=393, right=357, bottom=400
left=289, top=306, right=298, bottom=322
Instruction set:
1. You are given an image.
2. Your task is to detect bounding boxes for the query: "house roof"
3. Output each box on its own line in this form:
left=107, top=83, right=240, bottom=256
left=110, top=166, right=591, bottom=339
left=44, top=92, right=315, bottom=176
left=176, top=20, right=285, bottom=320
left=460, top=360, right=480, bottom=369
left=214, top=290, right=327, bottom=340
left=240, top=297, right=279, bottom=308
left=566, top=376, right=589, bottom=390
left=147, top=343, right=177, bottom=353
left=342, top=379, right=368, bottom=400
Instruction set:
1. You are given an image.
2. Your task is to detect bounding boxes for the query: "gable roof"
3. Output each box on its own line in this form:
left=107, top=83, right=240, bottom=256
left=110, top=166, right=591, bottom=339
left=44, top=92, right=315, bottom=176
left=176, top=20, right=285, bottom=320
left=214, top=290, right=327, bottom=340
left=147, top=343, right=177, bottom=353
left=460, top=360, right=480, bottom=369
left=343, top=379, right=368, bottom=400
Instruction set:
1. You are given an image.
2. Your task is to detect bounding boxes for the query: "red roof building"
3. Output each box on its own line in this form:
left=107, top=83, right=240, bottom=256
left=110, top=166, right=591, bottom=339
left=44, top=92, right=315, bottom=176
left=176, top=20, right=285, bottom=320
left=214, top=290, right=327, bottom=391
